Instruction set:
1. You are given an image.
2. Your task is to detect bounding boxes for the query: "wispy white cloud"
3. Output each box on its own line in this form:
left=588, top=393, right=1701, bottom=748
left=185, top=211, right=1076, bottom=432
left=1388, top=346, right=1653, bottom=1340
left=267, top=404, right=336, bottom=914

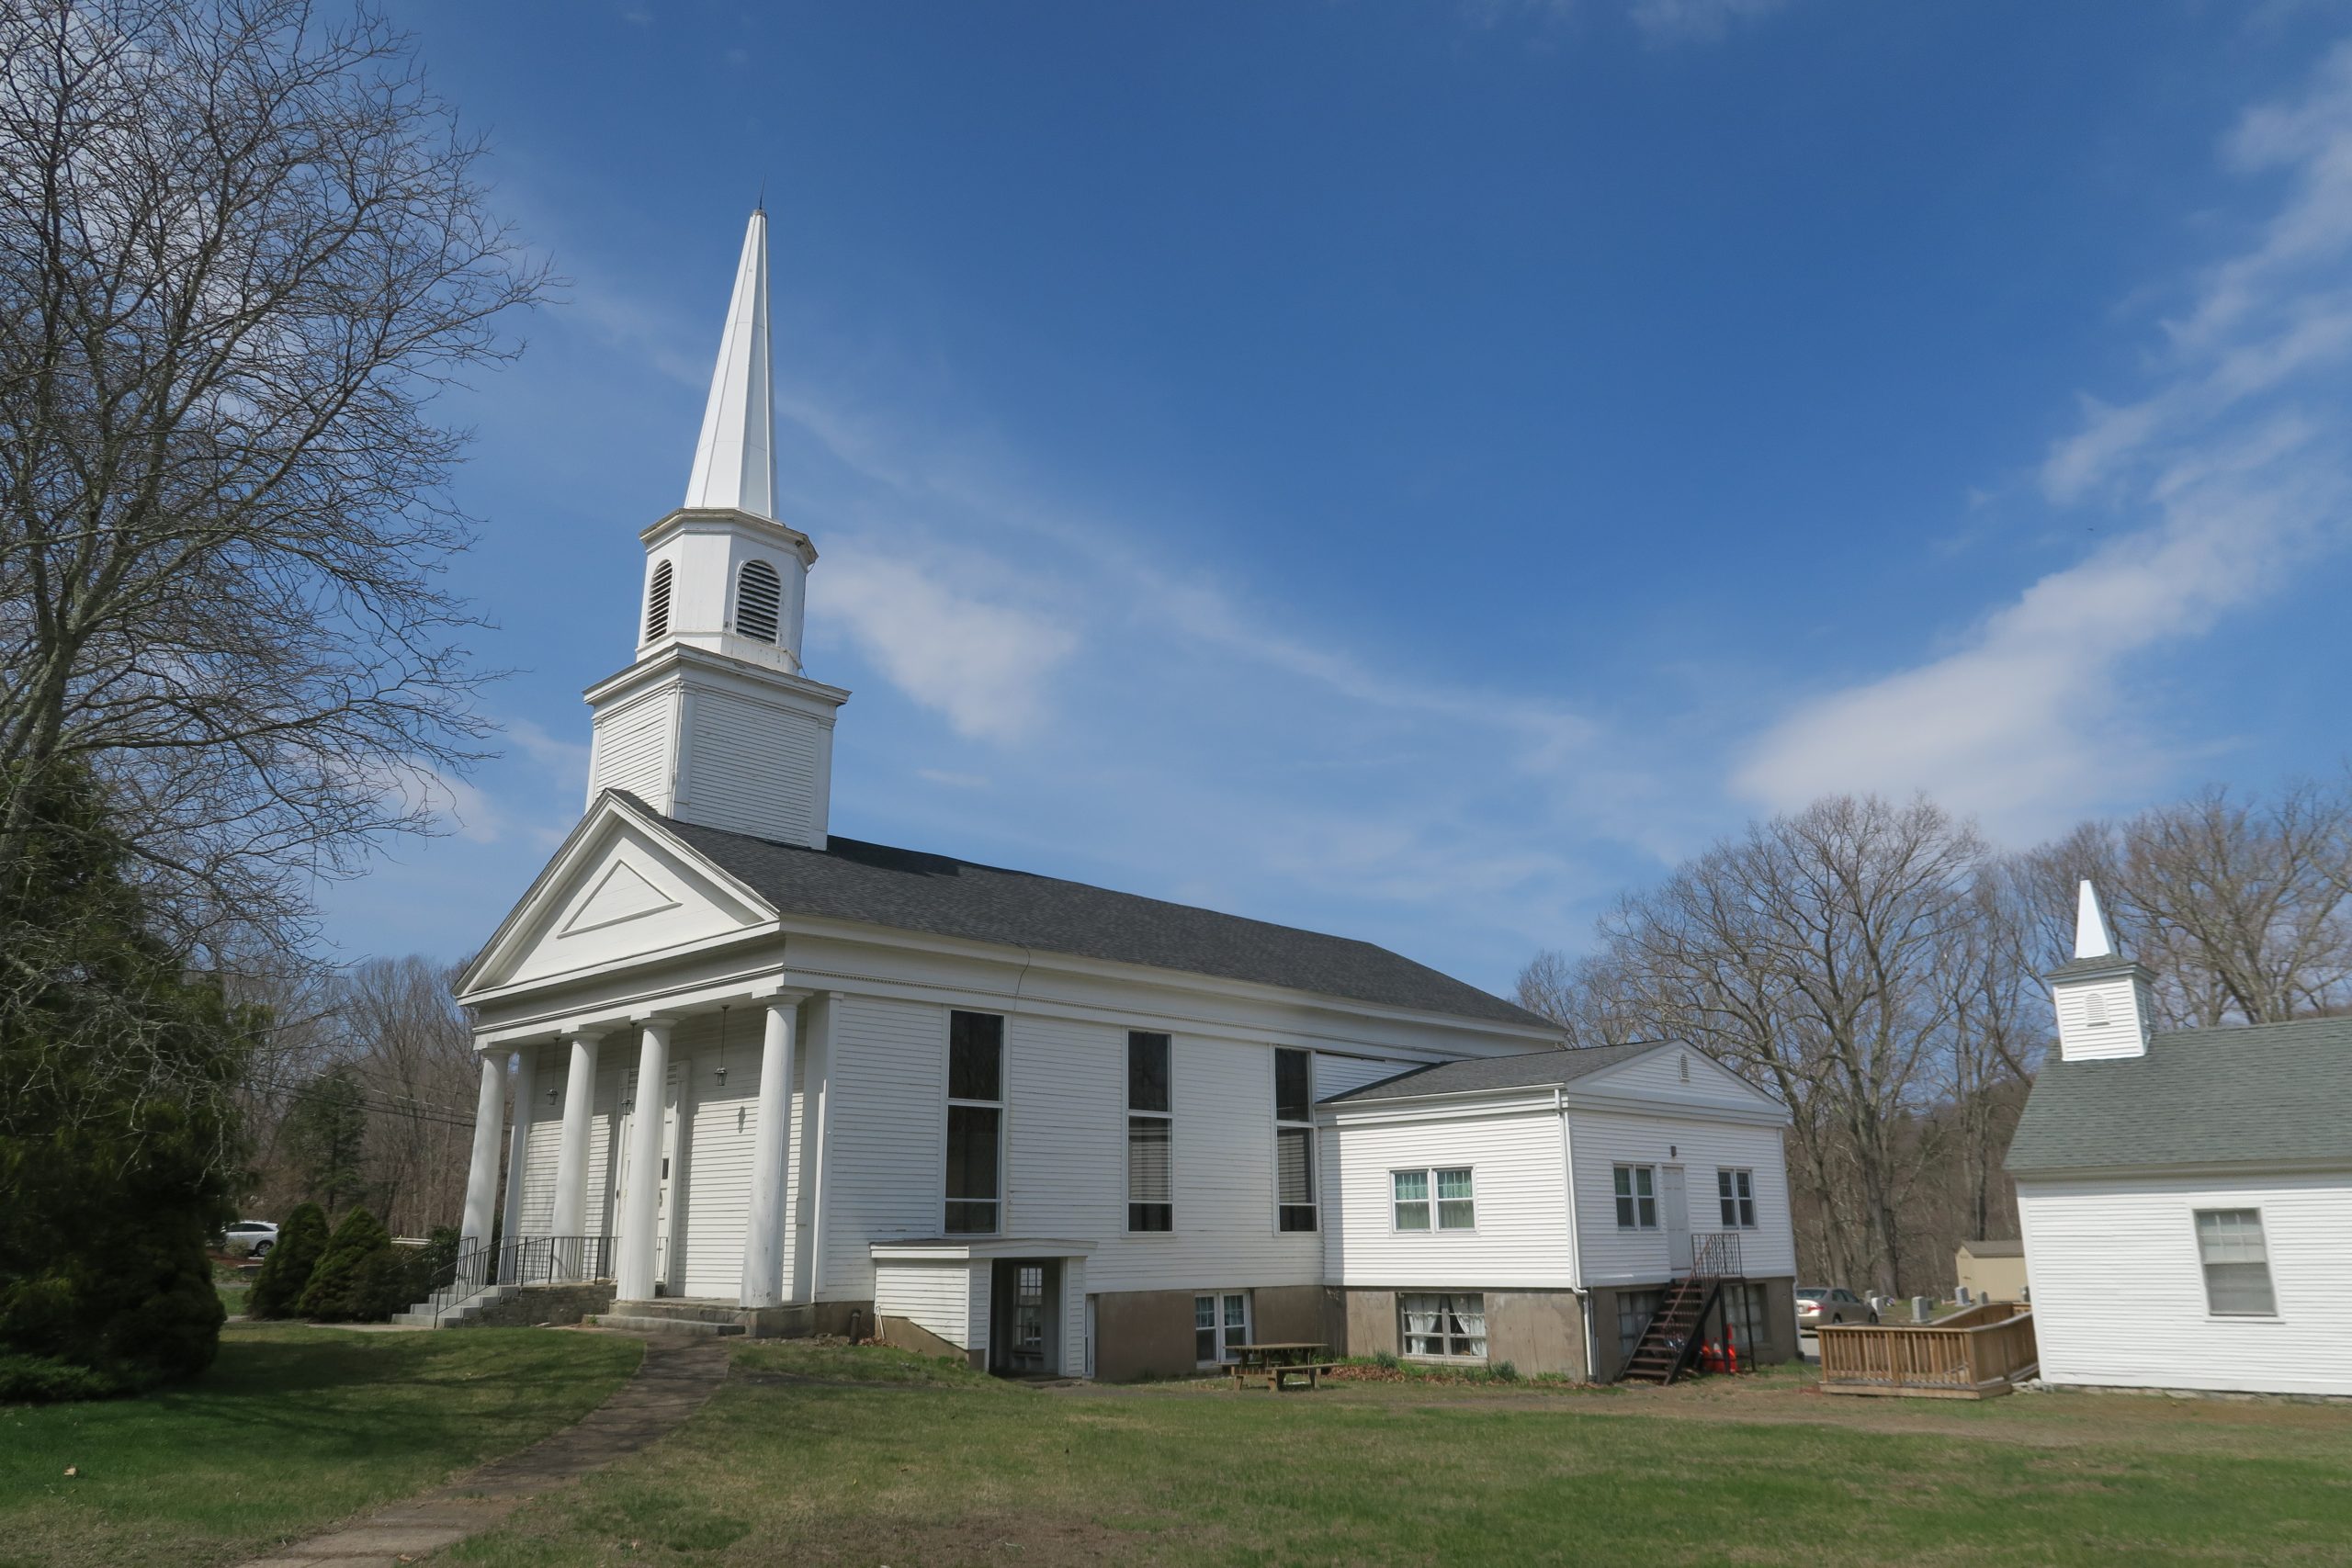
left=1739, top=43, right=2352, bottom=838
left=818, top=548, right=1078, bottom=743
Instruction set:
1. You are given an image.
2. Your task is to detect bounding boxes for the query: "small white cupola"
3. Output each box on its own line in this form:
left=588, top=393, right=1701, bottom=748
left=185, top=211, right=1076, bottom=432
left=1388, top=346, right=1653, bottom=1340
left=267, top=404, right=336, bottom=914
left=582, top=207, right=848, bottom=850
left=2048, top=881, right=2154, bottom=1062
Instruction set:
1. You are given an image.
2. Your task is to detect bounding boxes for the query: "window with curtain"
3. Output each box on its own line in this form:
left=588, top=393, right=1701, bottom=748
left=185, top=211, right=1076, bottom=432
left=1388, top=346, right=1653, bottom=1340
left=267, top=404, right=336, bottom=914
left=1127, top=1031, right=1172, bottom=1232
left=734, top=558, right=783, bottom=642
left=1717, top=1168, right=1757, bottom=1228
left=2194, top=1209, right=2276, bottom=1315
left=1392, top=1168, right=1476, bottom=1231
left=1616, top=1289, right=1663, bottom=1359
left=1274, top=1048, right=1316, bottom=1232
left=1399, top=1292, right=1487, bottom=1359
left=944, top=1010, right=1002, bottom=1235
left=1613, top=1165, right=1657, bottom=1229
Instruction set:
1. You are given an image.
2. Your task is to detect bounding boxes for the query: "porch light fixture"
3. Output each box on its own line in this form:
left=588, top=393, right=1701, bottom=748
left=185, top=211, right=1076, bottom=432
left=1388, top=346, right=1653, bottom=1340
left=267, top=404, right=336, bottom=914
left=715, top=1006, right=729, bottom=1087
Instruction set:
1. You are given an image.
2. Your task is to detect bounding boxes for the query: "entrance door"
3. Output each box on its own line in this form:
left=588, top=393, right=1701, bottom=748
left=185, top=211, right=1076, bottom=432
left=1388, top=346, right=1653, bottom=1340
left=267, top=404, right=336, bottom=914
left=1661, top=1165, right=1692, bottom=1274
left=989, top=1258, right=1057, bottom=1376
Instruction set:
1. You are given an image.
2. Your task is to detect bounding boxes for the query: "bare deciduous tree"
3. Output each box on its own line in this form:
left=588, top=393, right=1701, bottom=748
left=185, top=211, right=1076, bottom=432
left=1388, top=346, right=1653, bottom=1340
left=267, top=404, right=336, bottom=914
left=0, top=0, right=546, bottom=959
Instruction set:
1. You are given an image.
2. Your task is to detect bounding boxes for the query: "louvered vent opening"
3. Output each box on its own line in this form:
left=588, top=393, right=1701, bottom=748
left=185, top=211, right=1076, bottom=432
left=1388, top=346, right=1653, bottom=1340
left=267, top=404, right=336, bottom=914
left=2083, top=991, right=2109, bottom=1026
left=644, top=559, right=673, bottom=643
left=735, top=558, right=783, bottom=643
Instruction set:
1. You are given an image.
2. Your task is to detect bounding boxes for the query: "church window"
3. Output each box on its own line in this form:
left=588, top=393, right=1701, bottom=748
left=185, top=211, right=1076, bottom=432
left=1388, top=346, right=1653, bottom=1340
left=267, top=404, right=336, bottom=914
left=945, top=1010, right=1003, bottom=1235
left=1274, top=1048, right=1316, bottom=1232
left=1127, top=1032, right=1172, bottom=1232
left=735, top=558, right=782, bottom=643
left=643, top=559, right=673, bottom=642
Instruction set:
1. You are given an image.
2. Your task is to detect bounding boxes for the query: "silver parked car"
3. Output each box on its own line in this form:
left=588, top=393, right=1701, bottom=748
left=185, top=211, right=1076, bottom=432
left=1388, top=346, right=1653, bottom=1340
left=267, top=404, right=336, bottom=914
left=1795, top=1285, right=1877, bottom=1326
left=220, top=1220, right=278, bottom=1258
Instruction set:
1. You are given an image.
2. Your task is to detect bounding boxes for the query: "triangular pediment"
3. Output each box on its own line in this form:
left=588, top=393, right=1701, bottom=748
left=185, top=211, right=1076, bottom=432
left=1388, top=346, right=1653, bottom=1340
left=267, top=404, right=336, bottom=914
left=460, top=795, right=776, bottom=998
left=1574, top=1042, right=1784, bottom=1115
left=561, top=861, right=678, bottom=934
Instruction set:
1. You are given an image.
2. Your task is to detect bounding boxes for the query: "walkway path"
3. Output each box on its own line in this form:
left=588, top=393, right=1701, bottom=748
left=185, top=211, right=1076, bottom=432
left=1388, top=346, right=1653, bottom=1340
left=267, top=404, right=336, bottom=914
left=237, top=1335, right=728, bottom=1568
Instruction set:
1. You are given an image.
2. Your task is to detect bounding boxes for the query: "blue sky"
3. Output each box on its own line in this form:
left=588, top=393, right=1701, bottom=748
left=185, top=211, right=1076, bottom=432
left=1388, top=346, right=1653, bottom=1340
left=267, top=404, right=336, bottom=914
left=325, top=0, right=2352, bottom=995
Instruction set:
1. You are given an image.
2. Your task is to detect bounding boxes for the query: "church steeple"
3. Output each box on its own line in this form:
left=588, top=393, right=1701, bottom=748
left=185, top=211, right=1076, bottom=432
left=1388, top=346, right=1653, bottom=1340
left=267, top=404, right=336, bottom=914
left=683, top=207, right=775, bottom=520
left=580, top=208, right=848, bottom=850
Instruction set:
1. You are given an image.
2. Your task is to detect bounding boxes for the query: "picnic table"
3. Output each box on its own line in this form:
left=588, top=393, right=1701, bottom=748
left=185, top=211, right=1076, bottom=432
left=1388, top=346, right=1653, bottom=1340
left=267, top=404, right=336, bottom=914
left=1225, top=1341, right=1340, bottom=1393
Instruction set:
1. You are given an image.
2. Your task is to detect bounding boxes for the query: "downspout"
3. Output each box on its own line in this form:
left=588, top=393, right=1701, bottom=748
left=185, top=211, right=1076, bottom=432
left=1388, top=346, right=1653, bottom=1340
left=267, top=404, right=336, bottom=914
left=1558, top=1087, right=1599, bottom=1382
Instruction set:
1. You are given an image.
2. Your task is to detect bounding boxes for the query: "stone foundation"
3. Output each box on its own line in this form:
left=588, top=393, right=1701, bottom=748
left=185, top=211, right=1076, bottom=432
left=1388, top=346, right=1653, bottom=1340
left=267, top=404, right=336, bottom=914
left=469, top=1281, right=616, bottom=1328
left=1341, top=1286, right=1591, bottom=1379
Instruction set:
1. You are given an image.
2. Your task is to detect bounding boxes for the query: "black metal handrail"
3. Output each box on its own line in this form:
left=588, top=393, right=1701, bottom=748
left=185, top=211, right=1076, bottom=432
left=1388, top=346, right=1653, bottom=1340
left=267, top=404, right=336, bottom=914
left=1689, top=1230, right=1744, bottom=1280
left=426, top=1235, right=613, bottom=1326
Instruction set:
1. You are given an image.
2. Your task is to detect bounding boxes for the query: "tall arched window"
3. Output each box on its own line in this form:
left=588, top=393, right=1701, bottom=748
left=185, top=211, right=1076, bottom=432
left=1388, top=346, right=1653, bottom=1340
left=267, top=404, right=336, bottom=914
left=643, top=559, right=673, bottom=642
left=735, top=558, right=783, bottom=644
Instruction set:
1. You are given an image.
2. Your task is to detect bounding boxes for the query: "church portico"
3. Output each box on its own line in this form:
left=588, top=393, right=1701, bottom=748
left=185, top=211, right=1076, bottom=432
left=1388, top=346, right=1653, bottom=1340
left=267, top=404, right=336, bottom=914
left=455, top=983, right=812, bottom=1314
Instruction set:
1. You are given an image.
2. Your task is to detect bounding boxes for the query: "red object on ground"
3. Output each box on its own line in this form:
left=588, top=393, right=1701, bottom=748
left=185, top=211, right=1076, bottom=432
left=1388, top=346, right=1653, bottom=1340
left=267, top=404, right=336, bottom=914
left=1726, top=1329, right=1741, bottom=1375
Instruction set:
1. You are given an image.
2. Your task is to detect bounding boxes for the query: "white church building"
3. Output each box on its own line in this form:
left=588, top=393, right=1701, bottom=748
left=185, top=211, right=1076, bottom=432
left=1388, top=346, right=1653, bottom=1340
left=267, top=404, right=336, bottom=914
left=2007, top=884, right=2352, bottom=1399
left=434, top=211, right=1799, bottom=1382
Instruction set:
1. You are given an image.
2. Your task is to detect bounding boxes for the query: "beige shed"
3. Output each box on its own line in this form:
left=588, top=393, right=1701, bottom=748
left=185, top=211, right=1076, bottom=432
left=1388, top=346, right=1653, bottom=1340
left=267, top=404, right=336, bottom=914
left=1955, top=1239, right=2029, bottom=1303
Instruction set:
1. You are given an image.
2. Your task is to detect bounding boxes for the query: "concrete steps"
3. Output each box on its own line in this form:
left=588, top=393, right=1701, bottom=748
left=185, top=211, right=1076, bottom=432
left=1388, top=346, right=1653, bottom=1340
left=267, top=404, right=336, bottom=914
left=588, top=1298, right=799, bottom=1338
left=391, top=1283, right=516, bottom=1327
left=594, top=1313, right=747, bottom=1338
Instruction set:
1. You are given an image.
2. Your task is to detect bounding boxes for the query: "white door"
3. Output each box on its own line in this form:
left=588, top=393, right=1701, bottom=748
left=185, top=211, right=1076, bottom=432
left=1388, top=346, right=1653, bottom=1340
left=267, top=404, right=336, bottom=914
left=1661, top=1165, right=1691, bottom=1274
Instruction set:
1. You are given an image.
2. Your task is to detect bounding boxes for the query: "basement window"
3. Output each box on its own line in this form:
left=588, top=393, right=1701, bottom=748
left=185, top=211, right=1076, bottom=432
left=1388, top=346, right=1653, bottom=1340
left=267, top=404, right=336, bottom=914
left=1400, top=1292, right=1487, bottom=1359
left=2194, top=1209, right=2277, bottom=1316
left=735, top=558, right=782, bottom=643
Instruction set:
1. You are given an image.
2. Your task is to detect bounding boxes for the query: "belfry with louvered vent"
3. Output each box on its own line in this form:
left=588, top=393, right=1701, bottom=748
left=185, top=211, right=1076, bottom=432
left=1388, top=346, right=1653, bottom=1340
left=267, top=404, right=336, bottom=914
left=582, top=207, right=848, bottom=850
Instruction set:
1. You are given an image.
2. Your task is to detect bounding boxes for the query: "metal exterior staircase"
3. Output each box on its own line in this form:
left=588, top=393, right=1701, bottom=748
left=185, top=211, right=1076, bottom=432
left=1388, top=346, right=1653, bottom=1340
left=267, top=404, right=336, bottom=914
left=1617, top=1231, right=1745, bottom=1386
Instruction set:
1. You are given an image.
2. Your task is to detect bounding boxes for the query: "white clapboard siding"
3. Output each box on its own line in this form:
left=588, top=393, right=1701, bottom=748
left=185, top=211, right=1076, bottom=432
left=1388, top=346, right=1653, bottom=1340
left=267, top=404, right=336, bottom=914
left=670, top=1014, right=762, bottom=1300
left=1315, top=1053, right=1419, bottom=1100
left=1327, top=1106, right=1573, bottom=1289
left=2052, top=977, right=2149, bottom=1060
left=2020, top=1172, right=2352, bottom=1397
left=1005, top=1013, right=1123, bottom=1245
left=820, top=996, right=949, bottom=1300
left=587, top=692, right=673, bottom=805
left=679, top=689, right=825, bottom=844
left=1584, top=1043, right=1777, bottom=1114
left=517, top=1089, right=561, bottom=1235
left=1061, top=1257, right=1088, bottom=1378
left=875, top=1258, right=979, bottom=1350
left=1567, top=1109, right=1796, bottom=1285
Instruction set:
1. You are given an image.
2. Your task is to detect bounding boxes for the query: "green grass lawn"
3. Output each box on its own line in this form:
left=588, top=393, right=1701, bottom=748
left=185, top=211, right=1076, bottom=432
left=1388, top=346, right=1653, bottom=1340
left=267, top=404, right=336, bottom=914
left=0, top=1324, right=640, bottom=1568
left=445, top=1342, right=2352, bottom=1568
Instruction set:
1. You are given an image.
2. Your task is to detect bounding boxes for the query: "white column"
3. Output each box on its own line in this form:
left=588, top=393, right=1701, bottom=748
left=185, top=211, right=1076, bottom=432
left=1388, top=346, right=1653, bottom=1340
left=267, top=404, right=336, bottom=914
left=497, top=1046, right=538, bottom=1282
left=549, top=1032, right=601, bottom=1277
left=616, top=1020, right=673, bottom=1301
left=459, top=1053, right=507, bottom=1251
left=740, top=998, right=799, bottom=1308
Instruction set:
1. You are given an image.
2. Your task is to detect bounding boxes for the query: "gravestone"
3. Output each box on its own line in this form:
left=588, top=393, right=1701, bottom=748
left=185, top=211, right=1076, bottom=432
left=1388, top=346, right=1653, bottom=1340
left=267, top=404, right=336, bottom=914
left=1912, top=1294, right=1932, bottom=1323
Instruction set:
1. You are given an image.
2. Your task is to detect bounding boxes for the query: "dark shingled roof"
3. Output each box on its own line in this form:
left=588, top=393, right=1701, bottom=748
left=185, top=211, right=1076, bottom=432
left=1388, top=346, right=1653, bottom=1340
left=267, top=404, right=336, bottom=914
left=1324, top=1041, right=1665, bottom=1103
left=1960, top=1238, right=2024, bottom=1258
left=641, top=802, right=1555, bottom=1032
left=2006, top=1015, right=2352, bottom=1176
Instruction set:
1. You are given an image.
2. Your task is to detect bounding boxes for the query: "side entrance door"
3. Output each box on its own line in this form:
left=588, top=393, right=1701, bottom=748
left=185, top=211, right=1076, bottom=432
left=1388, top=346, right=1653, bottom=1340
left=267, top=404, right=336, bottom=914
left=989, top=1258, right=1057, bottom=1376
left=1660, top=1164, right=1692, bottom=1275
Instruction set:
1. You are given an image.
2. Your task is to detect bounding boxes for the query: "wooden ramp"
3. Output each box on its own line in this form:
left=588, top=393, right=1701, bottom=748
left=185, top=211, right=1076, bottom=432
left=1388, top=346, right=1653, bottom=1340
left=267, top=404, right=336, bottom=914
left=1815, top=1302, right=2038, bottom=1399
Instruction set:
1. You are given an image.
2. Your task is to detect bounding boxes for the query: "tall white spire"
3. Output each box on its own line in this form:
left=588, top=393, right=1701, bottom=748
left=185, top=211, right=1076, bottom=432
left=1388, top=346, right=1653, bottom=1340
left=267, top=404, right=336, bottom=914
left=2074, top=879, right=2118, bottom=960
left=683, top=207, right=775, bottom=520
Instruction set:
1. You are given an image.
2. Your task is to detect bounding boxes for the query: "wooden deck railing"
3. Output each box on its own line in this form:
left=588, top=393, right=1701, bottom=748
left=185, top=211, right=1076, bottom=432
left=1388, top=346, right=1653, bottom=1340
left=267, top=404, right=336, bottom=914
left=1815, top=1301, right=2037, bottom=1400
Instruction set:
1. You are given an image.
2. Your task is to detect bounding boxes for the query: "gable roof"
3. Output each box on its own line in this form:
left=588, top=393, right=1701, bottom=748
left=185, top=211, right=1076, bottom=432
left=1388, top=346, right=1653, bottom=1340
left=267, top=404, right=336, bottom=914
left=2006, top=1014, right=2352, bottom=1177
left=638, top=799, right=1555, bottom=1032
left=1323, top=1041, right=1668, bottom=1103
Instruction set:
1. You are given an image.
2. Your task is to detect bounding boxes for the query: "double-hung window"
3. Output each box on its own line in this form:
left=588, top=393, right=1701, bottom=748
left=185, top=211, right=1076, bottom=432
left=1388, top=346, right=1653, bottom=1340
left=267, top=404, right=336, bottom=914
left=1194, top=1292, right=1250, bottom=1366
left=1127, top=1032, right=1173, bottom=1233
left=1717, top=1168, right=1757, bottom=1229
left=2194, top=1209, right=2277, bottom=1316
left=1400, top=1292, right=1487, bottom=1359
left=1273, top=1048, right=1317, bottom=1232
left=1392, top=1168, right=1476, bottom=1231
left=1613, top=1165, right=1657, bottom=1229
left=944, top=1011, right=1002, bottom=1235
